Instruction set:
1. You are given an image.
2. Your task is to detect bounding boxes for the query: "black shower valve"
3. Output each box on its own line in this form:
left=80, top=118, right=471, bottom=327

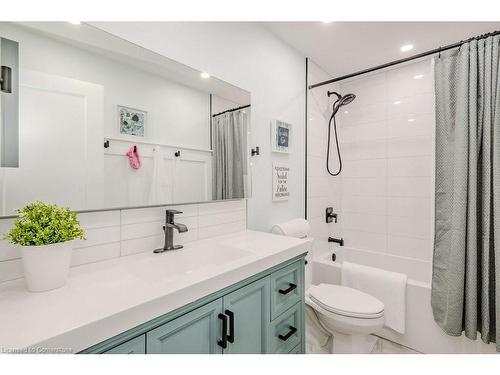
left=326, top=207, right=338, bottom=223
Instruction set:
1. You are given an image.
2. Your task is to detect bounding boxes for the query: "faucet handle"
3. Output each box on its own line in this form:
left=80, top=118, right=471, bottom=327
left=166, top=209, right=183, bottom=215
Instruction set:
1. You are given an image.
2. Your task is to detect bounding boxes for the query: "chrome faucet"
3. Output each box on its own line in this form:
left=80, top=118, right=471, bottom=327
left=154, top=209, right=188, bottom=253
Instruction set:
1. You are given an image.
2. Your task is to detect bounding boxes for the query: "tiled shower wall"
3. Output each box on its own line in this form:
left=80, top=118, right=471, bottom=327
left=0, top=200, right=246, bottom=284
left=307, top=59, right=434, bottom=283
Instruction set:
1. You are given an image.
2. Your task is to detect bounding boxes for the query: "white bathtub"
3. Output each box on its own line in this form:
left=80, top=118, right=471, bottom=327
left=309, top=251, right=496, bottom=354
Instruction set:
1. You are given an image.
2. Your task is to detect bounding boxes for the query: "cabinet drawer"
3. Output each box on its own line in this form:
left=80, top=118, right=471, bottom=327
left=268, top=303, right=302, bottom=354
left=270, top=260, right=303, bottom=319
left=103, top=335, right=146, bottom=354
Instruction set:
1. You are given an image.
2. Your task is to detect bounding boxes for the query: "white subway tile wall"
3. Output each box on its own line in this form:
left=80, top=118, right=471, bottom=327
left=0, top=200, right=246, bottom=283
left=307, top=59, right=434, bottom=283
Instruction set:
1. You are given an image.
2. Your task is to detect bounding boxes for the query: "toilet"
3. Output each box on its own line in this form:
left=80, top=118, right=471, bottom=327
left=306, top=283, right=385, bottom=354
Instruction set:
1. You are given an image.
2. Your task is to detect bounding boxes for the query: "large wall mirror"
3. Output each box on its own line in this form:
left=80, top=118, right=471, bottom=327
left=0, top=22, right=251, bottom=217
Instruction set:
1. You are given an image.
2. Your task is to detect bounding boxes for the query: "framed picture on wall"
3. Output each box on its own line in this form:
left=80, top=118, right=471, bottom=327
left=118, top=105, right=147, bottom=138
left=272, top=162, right=290, bottom=201
left=271, top=120, right=291, bottom=153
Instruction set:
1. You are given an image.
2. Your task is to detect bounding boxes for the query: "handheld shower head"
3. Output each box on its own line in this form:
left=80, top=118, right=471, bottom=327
left=329, top=92, right=356, bottom=115
left=326, top=91, right=356, bottom=177
left=339, top=93, right=356, bottom=106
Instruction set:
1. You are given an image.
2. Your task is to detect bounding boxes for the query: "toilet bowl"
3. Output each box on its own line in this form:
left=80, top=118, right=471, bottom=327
left=306, top=283, right=385, bottom=353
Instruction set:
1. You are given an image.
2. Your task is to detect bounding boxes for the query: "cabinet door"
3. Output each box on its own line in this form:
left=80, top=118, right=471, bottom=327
left=104, top=335, right=146, bottom=354
left=146, top=299, right=223, bottom=354
left=222, top=276, right=270, bottom=354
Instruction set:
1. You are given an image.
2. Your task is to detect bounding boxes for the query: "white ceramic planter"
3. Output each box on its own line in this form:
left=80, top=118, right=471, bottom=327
left=21, top=241, right=73, bottom=292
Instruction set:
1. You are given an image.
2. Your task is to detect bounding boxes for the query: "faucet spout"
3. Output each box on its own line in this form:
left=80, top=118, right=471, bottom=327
left=166, top=222, right=188, bottom=233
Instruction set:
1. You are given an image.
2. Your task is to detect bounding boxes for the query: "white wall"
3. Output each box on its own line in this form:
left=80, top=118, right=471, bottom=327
left=91, top=22, right=306, bottom=232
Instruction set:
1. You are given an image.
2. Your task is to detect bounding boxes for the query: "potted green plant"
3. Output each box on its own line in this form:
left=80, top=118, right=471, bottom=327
left=4, top=201, right=85, bottom=292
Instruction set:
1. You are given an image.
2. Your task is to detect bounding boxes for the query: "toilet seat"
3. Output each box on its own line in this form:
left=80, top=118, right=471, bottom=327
left=308, top=284, right=384, bottom=319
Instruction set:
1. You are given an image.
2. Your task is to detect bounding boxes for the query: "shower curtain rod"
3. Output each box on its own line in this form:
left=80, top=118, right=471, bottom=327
left=212, top=104, right=251, bottom=117
left=308, top=29, right=500, bottom=89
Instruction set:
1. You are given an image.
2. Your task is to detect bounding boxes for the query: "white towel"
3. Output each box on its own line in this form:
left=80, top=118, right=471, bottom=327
left=341, top=261, right=407, bottom=334
left=149, top=145, right=162, bottom=204
left=271, top=218, right=310, bottom=238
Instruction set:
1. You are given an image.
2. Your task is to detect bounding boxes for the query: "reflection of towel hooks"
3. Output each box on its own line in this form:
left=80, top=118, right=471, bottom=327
left=104, top=140, right=110, bottom=148
left=174, top=150, right=181, bottom=157
left=134, top=145, right=137, bottom=153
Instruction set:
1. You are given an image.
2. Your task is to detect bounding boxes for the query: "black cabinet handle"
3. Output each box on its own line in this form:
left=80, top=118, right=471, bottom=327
left=278, top=325, right=297, bottom=341
left=278, top=283, right=297, bottom=295
left=217, top=313, right=228, bottom=349
left=225, top=310, right=235, bottom=343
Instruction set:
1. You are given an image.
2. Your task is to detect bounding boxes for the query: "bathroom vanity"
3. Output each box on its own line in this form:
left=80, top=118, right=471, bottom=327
left=0, top=230, right=307, bottom=354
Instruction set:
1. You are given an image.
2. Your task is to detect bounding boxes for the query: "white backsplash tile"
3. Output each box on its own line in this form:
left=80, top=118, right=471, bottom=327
left=72, top=242, right=121, bottom=267
left=342, top=212, right=387, bottom=234
left=342, top=229, right=387, bottom=253
left=198, top=220, right=246, bottom=240
left=342, top=159, right=387, bottom=178
left=387, top=216, right=431, bottom=239
left=121, top=235, right=164, bottom=257
left=387, top=197, right=431, bottom=218
left=341, top=140, right=387, bottom=161
left=197, top=210, right=245, bottom=228
left=387, top=235, right=432, bottom=261
left=342, top=177, right=387, bottom=197
left=342, top=196, right=387, bottom=216
left=386, top=136, right=432, bottom=158
left=0, top=200, right=247, bottom=284
left=78, top=211, right=121, bottom=229
left=387, top=156, right=431, bottom=177
left=388, top=177, right=431, bottom=197
left=0, top=258, right=23, bottom=282
left=73, top=226, right=121, bottom=249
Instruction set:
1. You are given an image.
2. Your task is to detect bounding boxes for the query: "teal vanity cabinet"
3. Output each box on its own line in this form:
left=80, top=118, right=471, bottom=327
left=219, top=276, right=270, bottom=354
left=147, top=299, right=224, bottom=354
left=80, top=255, right=305, bottom=354
left=103, top=335, right=146, bottom=354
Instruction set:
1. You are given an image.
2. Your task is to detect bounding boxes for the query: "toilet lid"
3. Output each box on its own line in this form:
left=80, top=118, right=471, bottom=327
left=308, top=284, right=384, bottom=318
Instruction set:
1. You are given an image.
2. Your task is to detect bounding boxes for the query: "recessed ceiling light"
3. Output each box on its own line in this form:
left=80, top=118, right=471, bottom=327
left=200, top=72, right=210, bottom=79
left=322, top=21, right=334, bottom=24
left=309, top=118, right=314, bottom=121
left=413, top=74, right=424, bottom=79
left=393, top=100, right=401, bottom=105
left=400, top=44, right=414, bottom=52
left=343, top=110, right=349, bottom=114
left=408, top=118, right=416, bottom=122
left=68, top=21, right=82, bottom=25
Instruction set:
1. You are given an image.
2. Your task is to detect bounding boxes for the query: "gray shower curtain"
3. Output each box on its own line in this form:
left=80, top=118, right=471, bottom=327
left=212, top=110, right=247, bottom=200
left=432, top=35, right=500, bottom=351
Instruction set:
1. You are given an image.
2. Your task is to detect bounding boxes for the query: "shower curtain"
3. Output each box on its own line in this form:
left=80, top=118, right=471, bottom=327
left=432, top=35, right=500, bottom=351
left=212, top=109, right=247, bottom=200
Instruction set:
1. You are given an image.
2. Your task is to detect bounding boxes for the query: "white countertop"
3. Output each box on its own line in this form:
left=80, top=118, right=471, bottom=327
left=0, top=230, right=308, bottom=353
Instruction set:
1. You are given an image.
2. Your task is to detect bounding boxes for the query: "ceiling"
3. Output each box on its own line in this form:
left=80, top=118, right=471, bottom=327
left=264, top=22, right=500, bottom=79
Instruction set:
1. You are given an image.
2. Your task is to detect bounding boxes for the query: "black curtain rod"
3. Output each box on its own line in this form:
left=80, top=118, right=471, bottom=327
left=212, top=104, right=251, bottom=117
left=308, top=29, right=500, bottom=89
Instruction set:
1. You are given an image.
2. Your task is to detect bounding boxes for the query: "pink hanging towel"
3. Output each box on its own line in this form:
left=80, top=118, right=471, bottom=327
left=126, top=145, right=141, bottom=169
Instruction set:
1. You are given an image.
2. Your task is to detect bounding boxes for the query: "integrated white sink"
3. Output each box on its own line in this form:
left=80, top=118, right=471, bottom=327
left=134, top=244, right=254, bottom=282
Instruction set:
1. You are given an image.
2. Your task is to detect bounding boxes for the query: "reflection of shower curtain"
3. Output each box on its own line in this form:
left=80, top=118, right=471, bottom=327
left=212, top=110, right=247, bottom=200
